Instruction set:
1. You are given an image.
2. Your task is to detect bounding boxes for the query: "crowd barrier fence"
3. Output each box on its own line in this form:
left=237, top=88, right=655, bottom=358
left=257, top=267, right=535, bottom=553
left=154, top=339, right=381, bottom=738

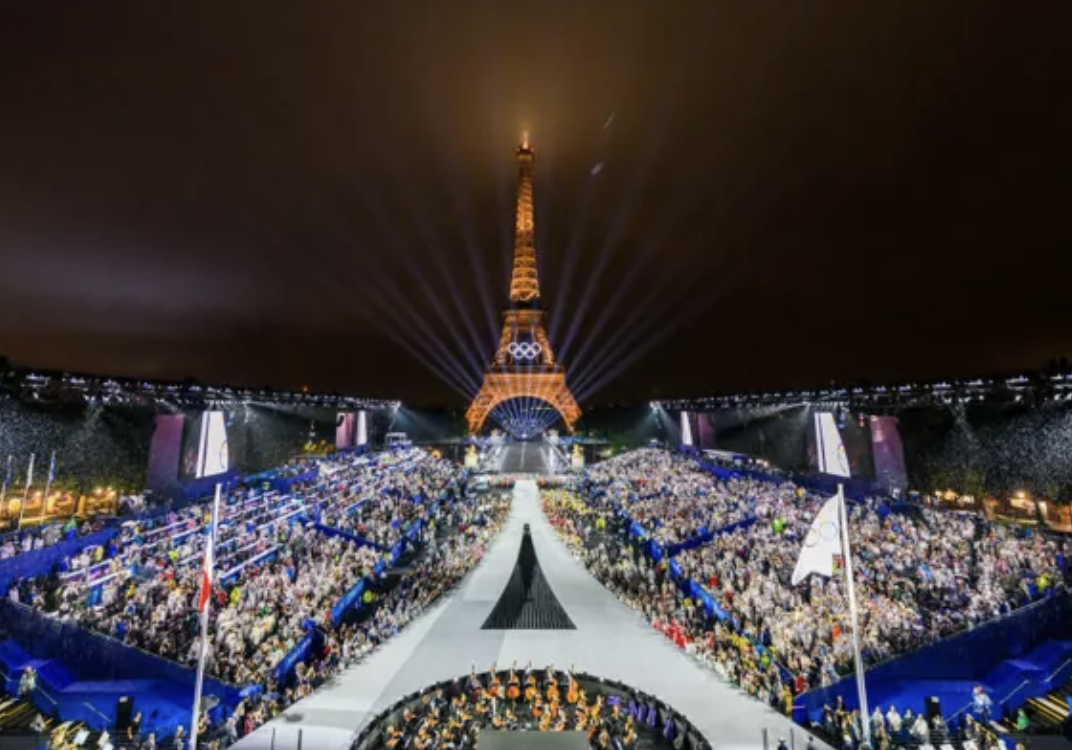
left=0, top=528, right=119, bottom=594
left=0, top=599, right=238, bottom=729
left=796, top=591, right=1072, bottom=723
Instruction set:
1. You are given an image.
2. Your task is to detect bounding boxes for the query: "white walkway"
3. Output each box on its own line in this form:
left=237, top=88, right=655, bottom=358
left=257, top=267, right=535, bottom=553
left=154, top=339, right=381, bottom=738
left=234, top=480, right=804, bottom=750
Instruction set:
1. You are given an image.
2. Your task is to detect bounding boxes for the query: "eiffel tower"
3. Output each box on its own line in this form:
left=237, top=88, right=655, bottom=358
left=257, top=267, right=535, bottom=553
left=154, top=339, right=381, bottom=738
left=466, top=137, right=581, bottom=436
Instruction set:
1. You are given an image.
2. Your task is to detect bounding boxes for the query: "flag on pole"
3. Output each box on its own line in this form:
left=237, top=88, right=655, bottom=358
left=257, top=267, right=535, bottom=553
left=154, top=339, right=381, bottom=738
left=198, top=509, right=217, bottom=612
left=24, top=454, right=35, bottom=490
left=2, top=455, right=12, bottom=493
left=791, top=491, right=844, bottom=585
left=46, top=452, right=56, bottom=485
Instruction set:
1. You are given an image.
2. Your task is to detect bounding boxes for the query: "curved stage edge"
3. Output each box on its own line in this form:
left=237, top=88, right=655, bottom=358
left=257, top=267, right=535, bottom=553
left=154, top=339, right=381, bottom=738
left=233, top=480, right=805, bottom=750
left=351, top=668, right=712, bottom=750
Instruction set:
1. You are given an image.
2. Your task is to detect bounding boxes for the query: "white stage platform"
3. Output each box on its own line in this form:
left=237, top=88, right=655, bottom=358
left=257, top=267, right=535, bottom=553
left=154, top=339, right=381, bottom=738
left=233, top=480, right=806, bottom=750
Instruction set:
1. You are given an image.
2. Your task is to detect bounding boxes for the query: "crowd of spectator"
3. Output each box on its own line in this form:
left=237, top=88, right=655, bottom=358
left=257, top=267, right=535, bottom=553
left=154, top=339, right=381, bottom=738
left=543, top=488, right=1021, bottom=750
left=5, top=449, right=460, bottom=688
left=0, top=516, right=108, bottom=559
left=319, top=457, right=459, bottom=549
left=207, top=490, right=513, bottom=748
left=672, top=481, right=1070, bottom=683
left=586, top=449, right=754, bottom=547
left=542, top=489, right=792, bottom=711
left=586, top=449, right=1071, bottom=688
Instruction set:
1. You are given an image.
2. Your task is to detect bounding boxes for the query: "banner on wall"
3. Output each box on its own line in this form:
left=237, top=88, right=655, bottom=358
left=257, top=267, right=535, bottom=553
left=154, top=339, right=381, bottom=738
left=870, top=416, right=908, bottom=491
left=357, top=411, right=368, bottom=446
left=694, top=412, right=716, bottom=449
left=681, top=411, right=693, bottom=447
left=147, top=414, right=185, bottom=491
left=336, top=412, right=355, bottom=449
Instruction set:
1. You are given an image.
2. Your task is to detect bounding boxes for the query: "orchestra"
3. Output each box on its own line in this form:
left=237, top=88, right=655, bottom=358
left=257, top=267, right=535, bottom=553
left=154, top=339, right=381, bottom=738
left=372, top=665, right=644, bottom=750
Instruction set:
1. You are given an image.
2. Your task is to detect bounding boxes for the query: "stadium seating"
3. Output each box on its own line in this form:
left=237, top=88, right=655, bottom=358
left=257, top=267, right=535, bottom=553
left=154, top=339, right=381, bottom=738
left=0, top=448, right=467, bottom=742
left=574, top=448, right=1072, bottom=744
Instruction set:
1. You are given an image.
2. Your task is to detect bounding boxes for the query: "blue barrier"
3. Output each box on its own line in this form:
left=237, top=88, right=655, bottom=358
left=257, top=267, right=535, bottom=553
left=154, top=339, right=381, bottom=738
left=688, top=452, right=882, bottom=503
left=270, top=470, right=318, bottom=493
left=0, top=600, right=239, bottom=730
left=798, top=592, right=1072, bottom=721
left=178, top=470, right=242, bottom=502
left=0, top=527, right=120, bottom=594
left=313, top=522, right=386, bottom=552
left=268, top=487, right=453, bottom=687
left=272, top=631, right=317, bottom=683
left=243, top=468, right=281, bottom=485
left=662, top=516, right=757, bottom=557
left=220, top=547, right=280, bottom=584
left=331, top=578, right=368, bottom=624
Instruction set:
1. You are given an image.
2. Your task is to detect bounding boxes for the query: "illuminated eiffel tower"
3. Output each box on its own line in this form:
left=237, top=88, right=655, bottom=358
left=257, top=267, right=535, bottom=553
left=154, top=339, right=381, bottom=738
left=466, top=137, right=581, bottom=436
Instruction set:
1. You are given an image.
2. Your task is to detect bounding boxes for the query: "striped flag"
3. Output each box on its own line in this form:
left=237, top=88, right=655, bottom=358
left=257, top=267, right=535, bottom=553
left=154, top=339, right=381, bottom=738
left=198, top=531, right=214, bottom=612
left=198, top=489, right=220, bottom=612
left=24, top=454, right=34, bottom=490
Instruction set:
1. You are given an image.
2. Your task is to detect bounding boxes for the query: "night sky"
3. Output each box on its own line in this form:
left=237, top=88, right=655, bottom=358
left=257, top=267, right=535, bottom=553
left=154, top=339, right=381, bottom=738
left=1, top=2, right=1070, bottom=408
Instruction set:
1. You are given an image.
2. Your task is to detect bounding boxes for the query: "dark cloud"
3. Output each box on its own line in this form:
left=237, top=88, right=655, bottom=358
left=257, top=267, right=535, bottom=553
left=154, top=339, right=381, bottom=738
left=0, top=1, right=1070, bottom=407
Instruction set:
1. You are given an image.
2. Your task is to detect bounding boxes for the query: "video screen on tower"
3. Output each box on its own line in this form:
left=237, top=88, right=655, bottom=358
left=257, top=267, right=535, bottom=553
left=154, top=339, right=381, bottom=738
left=181, top=410, right=233, bottom=479
left=808, top=410, right=875, bottom=480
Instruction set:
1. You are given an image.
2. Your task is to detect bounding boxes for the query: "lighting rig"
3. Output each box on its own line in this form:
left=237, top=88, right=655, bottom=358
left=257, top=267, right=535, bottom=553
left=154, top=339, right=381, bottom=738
left=0, top=366, right=400, bottom=411
left=654, top=373, right=1072, bottom=412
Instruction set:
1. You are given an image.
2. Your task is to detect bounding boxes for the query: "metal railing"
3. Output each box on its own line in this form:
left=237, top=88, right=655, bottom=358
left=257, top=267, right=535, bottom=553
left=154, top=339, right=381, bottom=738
left=946, top=655, right=1072, bottom=727
left=81, top=700, right=111, bottom=727
left=33, top=684, right=56, bottom=709
left=1045, top=656, right=1072, bottom=685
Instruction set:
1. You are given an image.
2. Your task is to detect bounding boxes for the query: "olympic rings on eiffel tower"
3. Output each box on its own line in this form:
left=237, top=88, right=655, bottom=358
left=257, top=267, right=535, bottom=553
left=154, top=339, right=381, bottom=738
left=507, top=341, right=543, bottom=361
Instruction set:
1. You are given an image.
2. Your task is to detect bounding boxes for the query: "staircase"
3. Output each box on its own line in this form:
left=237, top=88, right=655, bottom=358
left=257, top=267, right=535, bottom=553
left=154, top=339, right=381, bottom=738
left=0, top=694, right=113, bottom=748
left=0, top=696, right=45, bottom=732
left=0, top=639, right=190, bottom=739
left=988, top=646, right=1072, bottom=736
left=1016, top=681, right=1067, bottom=732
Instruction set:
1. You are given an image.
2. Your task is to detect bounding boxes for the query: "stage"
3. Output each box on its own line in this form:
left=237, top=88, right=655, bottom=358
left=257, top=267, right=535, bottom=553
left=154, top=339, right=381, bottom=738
left=482, top=441, right=565, bottom=474
left=232, top=480, right=807, bottom=750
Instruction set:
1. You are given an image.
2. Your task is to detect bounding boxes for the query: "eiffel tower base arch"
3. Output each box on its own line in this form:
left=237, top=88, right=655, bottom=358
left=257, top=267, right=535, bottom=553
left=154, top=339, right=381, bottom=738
left=466, top=371, right=581, bottom=436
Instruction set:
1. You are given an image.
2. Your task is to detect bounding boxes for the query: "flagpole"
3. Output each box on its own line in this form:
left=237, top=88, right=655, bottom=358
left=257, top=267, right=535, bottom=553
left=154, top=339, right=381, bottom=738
left=190, top=483, right=222, bottom=750
left=0, top=454, right=12, bottom=522
left=17, top=454, right=35, bottom=530
left=39, top=452, right=56, bottom=524
left=837, top=484, right=872, bottom=747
